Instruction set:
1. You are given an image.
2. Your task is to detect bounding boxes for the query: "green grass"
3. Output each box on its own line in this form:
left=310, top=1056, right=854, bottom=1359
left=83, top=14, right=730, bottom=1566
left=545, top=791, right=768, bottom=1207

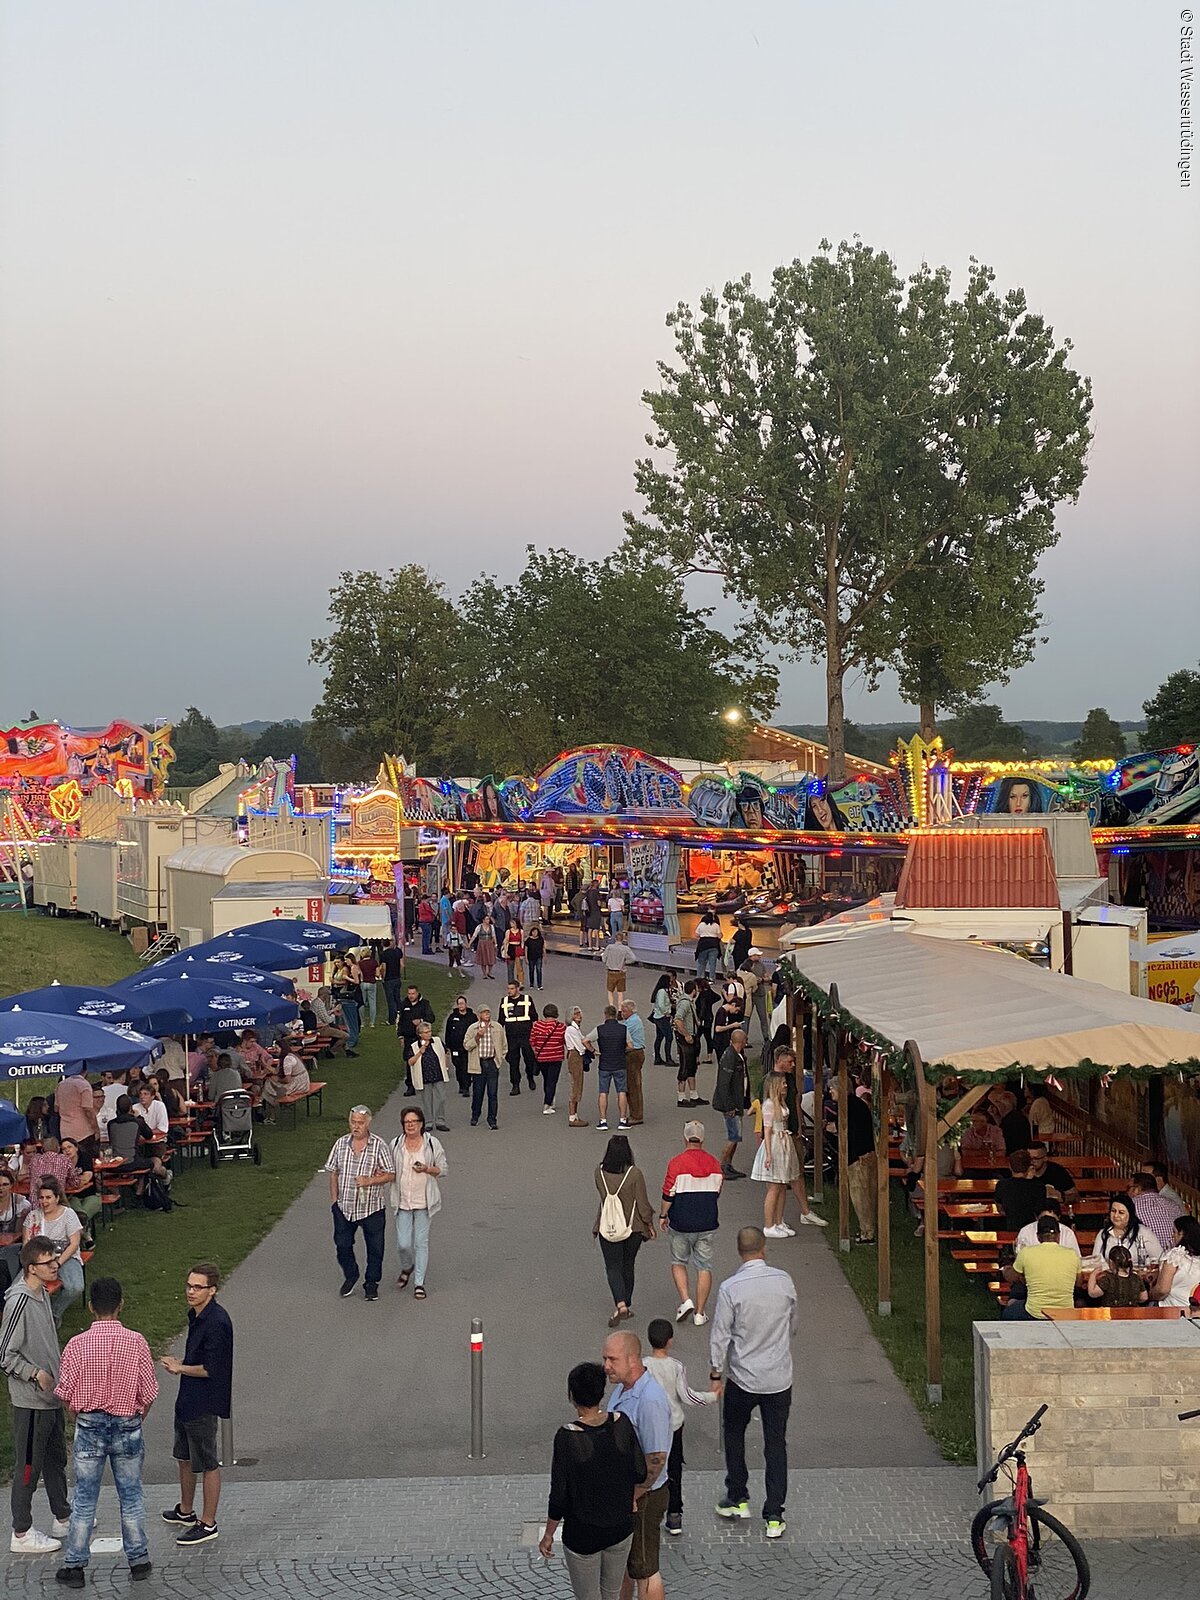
left=0, top=914, right=460, bottom=1475
left=822, top=1183, right=995, bottom=1463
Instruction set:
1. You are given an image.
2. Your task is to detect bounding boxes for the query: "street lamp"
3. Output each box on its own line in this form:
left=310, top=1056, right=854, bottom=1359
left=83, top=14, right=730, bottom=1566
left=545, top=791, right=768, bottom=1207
left=722, top=708, right=743, bottom=725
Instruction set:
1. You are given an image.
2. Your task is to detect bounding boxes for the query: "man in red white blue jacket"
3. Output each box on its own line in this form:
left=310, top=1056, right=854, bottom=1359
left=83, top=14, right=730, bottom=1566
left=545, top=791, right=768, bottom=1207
left=660, top=1121, right=725, bottom=1328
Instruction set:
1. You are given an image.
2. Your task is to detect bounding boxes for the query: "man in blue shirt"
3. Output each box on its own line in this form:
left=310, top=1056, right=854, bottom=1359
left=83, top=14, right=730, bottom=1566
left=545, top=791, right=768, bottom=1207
left=604, top=1330, right=672, bottom=1600
left=160, top=1263, right=233, bottom=1546
left=619, top=1001, right=647, bottom=1127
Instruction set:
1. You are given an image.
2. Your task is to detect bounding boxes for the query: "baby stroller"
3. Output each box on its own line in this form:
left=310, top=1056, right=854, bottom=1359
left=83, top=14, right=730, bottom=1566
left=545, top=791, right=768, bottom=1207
left=209, top=1089, right=262, bottom=1167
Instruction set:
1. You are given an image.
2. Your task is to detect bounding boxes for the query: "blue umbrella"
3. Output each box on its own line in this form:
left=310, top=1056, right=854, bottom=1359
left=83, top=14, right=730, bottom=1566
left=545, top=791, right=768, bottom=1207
left=0, top=1101, right=29, bottom=1144
left=110, top=971, right=297, bottom=1035
left=0, top=1009, right=163, bottom=1083
left=154, top=932, right=324, bottom=973
left=0, top=983, right=156, bottom=1035
left=149, top=956, right=295, bottom=996
left=232, top=918, right=359, bottom=952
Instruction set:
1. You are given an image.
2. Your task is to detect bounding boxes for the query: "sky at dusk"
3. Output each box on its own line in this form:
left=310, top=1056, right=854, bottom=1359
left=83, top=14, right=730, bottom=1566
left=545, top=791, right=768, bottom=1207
left=1, top=1, right=1196, bottom=737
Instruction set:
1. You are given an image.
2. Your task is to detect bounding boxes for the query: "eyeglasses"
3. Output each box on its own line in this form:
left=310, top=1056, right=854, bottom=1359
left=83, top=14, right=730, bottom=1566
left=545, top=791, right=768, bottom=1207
left=185, top=1281, right=211, bottom=1292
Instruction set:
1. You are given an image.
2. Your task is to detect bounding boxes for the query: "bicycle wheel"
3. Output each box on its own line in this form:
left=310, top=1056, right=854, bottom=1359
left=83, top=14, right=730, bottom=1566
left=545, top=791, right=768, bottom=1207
left=971, top=1505, right=1089, bottom=1598
left=991, top=1545, right=1021, bottom=1600
left=1024, top=1508, right=1089, bottom=1600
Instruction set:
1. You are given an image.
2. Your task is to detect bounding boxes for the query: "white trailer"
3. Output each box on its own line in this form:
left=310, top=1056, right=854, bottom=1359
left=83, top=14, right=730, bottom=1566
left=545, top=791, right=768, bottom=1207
left=76, top=839, right=121, bottom=925
left=165, top=844, right=324, bottom=945
left=32, top=841, right=78, bottom=916
left=117, top=811, right=230, bottom=929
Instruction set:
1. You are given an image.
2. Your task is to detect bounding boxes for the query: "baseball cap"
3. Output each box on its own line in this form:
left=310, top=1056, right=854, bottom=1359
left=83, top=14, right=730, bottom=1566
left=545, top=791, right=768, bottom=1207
left=683, top=1119, right=705, bottom=1142
left=748, top=946, right=763, bottom=957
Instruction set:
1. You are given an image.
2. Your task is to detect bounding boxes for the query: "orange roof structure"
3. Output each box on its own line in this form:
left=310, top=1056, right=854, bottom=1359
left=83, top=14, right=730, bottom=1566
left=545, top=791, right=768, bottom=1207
left=895, top=829, right=1061, bottom=911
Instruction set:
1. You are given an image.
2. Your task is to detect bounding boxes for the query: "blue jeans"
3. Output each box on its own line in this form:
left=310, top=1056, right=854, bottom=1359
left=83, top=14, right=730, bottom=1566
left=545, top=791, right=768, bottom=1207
left=471, top=1063, right=499, bottom=1127
left=609, top=911, right=623, bottom=937
left=362, top=983, right=378, bottom=1026
left=394, top=1207, right=431, bottom=1285
left=652, top=1014, right=675, bottom=1064
left=342, top=999, right=361, bottom=1049
left=384, top=977, right=403, bottom=1024
left=420, top=923, right=433, bottom=954
left=64, top=1412, right=148, bottom=1569
left=332, top=1202, right=387, bottom=1290
left=696, top=948, right=720, bottom=980
left=527, top=954, right=543, bottom=988
left=52, top=1255, right=85, bottom=1327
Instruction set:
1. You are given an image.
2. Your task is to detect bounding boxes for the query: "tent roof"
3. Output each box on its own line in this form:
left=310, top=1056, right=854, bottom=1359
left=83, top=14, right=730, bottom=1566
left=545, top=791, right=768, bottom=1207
left=784, top=921, right=1200, bottom=1079
left=326, top=903, right=393, bottom=939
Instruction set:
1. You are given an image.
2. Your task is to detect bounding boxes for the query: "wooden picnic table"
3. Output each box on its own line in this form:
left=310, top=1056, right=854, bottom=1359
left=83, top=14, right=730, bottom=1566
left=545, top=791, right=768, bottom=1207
left=1043, top=1306, right=1184, bottom=1321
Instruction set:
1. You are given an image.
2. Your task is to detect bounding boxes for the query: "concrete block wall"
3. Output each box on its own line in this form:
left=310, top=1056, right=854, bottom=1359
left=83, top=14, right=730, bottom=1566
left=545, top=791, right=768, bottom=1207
left=974, top=1319, right=1200, bottom=1538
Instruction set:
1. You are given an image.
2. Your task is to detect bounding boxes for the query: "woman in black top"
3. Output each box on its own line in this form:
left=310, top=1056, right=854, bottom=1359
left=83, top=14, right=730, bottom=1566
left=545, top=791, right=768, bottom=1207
left=539, top=1361, right=646, bottom=1598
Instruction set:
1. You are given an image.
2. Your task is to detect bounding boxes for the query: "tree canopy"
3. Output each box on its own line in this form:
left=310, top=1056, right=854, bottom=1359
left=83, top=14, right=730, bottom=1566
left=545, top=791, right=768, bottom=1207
left=1143, top=664, right=1200, bottom=749
left=456, top=546, right=777, bottom=774
left=309, top=567, right=463, bottom=779
left=1073, top=707, right=1127, bottom=762
left=943, top=703, right=1039, bottom=761
left=625, top=239, right=1092, bottom=780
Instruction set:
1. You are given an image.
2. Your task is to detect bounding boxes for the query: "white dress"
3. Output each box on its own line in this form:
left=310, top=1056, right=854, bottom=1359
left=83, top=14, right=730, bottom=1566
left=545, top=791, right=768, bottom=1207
left=751, top=1100, right=800, bottom=1185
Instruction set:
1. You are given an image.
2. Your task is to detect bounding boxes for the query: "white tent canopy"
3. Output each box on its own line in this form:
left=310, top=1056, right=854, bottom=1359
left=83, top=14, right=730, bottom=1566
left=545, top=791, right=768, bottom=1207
left=325, top=903, right=393, bottom=942
left=784, top=921, right=1200, bottom=1077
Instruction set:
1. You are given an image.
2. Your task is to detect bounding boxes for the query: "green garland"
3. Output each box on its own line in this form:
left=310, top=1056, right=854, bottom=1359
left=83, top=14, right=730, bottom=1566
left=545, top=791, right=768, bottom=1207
left=777, top=957, right=1200, bottom=1088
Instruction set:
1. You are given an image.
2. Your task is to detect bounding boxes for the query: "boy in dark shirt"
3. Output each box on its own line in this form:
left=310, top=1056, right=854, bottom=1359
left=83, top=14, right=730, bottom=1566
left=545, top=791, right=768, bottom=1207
left=994, top=1150, right=1048, bottom=1232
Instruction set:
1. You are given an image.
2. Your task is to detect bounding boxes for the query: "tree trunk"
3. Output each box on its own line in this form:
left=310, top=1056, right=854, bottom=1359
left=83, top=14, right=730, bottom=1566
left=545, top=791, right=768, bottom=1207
left=825, top=637, right=847, bottom=788
left=919, top=698, right=936, bottom=743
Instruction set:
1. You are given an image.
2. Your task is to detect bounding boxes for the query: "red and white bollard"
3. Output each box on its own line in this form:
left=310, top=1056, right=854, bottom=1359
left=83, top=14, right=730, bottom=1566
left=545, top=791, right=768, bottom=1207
left=469, top=1316, right=485, bottom=1459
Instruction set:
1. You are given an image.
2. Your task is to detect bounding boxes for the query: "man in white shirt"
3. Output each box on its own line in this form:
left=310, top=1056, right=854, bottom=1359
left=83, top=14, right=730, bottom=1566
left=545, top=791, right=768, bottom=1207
left=1015, top=1201, right=1081, bottom=1257
left=602, top=933, right=632, bottom=1002
left=133, top=1084, right=169, bottom=1151
left=607, top=890, right=625, bottom=939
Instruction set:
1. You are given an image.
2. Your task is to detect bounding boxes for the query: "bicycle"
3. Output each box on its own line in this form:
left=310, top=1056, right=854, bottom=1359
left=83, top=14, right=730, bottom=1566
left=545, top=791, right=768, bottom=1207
left=970, top=1403, right=1089, bottom=1599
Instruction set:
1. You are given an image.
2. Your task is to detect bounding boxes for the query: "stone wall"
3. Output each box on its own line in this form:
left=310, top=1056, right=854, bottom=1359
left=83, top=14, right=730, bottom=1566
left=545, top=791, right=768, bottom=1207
left=974, top=1318, right=1200, bottom=1538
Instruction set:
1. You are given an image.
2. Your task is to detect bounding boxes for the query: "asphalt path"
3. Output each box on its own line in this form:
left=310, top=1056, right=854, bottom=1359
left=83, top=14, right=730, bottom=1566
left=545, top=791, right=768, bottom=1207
left=142, top=946, right=939, bottom=1481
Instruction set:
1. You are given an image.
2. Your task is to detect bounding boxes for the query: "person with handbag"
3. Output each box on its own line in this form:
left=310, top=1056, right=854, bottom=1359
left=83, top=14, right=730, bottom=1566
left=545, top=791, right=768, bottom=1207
left=408, top=1024, right=451, bottom=1133
left=593, top=1136, right=655, bottom=1328
left=564, top=1007, right=590, bottom=1128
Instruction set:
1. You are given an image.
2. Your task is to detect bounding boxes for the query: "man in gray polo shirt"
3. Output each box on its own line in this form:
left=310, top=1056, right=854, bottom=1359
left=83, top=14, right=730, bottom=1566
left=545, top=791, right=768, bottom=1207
left=708, top=1225, right=797, bottom=1538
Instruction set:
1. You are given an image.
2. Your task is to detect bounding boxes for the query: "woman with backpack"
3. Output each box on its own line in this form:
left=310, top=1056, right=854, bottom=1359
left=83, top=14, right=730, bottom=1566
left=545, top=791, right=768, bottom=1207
left=593, top=1135, right=655, bottom=1328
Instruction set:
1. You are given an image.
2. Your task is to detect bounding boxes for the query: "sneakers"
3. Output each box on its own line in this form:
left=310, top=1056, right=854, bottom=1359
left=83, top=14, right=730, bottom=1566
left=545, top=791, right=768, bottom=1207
left=568, top=1117, right=589, bottom=1127
left=763, top=1224, right=789, bottom=1239
left=665, top=1512, right=683, bottom=1536
left=339, top=1277, right=359, bottom=1298
left=11, top=1529, right=61, bottom=1554
left=597, top=1120, right=608, bottom=1130
left=721, top=1165, right=745, bottom=1180
left=54, top=1570, right=84, bottom=1590
left=714, top=1499, right=750, bottom=1519
left=799, top=1211, right=828, bottom=1227
left=162, top=1505, right=197, bottom=1526
left=765, top=1518, right=786, bottom=1539
left=542, top=1106, right=556, bottom=1115
left=51, top=1519, right=71, bottom=1538
left=364, top=1285, right=378, bottom=1302
left=618, top=1119, right=630, bottom=1129
left=130, top=1562, right=153, bottom=1581
left=674, top=1298, right=695, bottom=1322
left=692, top=1311, right=709, bottom=1328
left=778, top=1222, right=796, bottom=1236
left=176, top=1522, right=219, bottom=1546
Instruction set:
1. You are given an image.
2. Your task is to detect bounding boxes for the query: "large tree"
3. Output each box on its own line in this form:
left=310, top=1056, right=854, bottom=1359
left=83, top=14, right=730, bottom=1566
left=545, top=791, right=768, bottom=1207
left=456, top=546, right=777, bottom=774
left=943, top=703, right=1037, bottom=761
left=1143, top=664, right=1200, bottom=748
left=1073, top=707, right=1127, bottom=762
left=169, top=706, right=226, bottom=786
left=245, top=722, right=324, bottom=784
left=310, top=567, right=464, bottom=779
left=625, top=240, right=1092, bottom=781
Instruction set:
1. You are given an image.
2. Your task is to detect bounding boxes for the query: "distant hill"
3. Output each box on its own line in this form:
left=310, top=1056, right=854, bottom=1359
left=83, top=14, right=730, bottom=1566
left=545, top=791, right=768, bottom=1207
left=216, top=719, right=303, bottom=738
left=778, top=719, right=1149, bottom=761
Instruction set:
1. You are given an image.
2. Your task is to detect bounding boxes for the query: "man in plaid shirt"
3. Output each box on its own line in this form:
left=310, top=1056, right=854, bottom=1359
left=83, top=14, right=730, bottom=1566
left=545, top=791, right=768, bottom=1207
left=54, top=1276, right=157, bottom=1587
left=325, top=1106, right=396, bottom=1302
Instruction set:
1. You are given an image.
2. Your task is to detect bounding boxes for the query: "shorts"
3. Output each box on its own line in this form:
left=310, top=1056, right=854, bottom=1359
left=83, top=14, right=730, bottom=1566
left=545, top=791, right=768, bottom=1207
left=173, top=1414, right=220, bottom=1474
left=627, top=1482, right=669, bottom=1580
left=598, top=1068, right=628, bottom=1096
left=723, top=1113, right=743, bottom=1144
left=605, top=971, right=627, bottom=993
left=668, top=1228, right=715, bottom=1272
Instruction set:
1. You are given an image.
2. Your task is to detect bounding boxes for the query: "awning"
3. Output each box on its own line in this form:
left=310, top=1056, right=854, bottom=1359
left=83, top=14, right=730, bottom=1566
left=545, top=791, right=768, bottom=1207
left=325, top=903, right=393, bottom=942
left=783, top=921, right=1200, bottom=1079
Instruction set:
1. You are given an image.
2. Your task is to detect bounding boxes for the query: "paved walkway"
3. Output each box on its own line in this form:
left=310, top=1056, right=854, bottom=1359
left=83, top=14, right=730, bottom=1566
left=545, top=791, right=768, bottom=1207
left=4, top=1474, right=1196, bottom=1598
left=139, top=947, right=935, bottom=1481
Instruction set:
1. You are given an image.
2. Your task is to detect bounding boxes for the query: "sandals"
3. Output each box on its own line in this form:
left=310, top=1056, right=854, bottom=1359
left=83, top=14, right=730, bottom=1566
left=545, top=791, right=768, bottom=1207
left=414, top=1285, right=427, bottom=1300
left=396, top=1270, right=412, bottom=1290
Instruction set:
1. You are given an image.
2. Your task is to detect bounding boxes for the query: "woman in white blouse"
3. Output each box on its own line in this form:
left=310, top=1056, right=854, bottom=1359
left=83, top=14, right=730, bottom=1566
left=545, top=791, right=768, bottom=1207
left=1093, top=1194, right=1161, bottom=1272
left=564, top=1007, right=590, bottom=1128
left=410, top=1022, right=451, bottom=1133
left=389, top=1106, right=448, bottom=1299
left=1150, top=1214, right=1200, bottom=1308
